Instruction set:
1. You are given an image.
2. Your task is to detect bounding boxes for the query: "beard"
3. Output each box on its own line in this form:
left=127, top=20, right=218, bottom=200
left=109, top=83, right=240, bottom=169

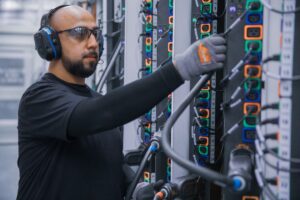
left=61, top=53, right=99, bottom=78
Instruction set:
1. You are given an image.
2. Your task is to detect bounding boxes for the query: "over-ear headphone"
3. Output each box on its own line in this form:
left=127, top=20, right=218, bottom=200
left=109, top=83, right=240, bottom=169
left=34, top=4, right=104, bottom=61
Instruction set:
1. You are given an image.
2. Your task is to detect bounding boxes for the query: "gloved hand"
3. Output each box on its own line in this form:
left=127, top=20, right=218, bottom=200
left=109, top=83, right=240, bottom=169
left=132, top=180, right=164, bottom=200
left=173, top=35, right=226, bottom=80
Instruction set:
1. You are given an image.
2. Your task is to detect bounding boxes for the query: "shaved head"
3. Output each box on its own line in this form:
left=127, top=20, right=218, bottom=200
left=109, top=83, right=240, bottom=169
left=50, top=5, right=95, bottom=31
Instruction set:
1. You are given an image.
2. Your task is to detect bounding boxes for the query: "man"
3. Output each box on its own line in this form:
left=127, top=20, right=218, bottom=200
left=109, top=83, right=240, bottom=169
left=17, top=5, right=226, bottom=200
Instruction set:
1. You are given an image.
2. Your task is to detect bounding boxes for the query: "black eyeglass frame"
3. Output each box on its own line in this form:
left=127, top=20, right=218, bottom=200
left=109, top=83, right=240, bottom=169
left=56, top=26, right=101, bottom=41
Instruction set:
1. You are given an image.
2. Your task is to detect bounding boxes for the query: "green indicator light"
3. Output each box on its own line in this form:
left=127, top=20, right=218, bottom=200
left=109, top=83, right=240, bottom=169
left=192, top=18, right=197, bottom=23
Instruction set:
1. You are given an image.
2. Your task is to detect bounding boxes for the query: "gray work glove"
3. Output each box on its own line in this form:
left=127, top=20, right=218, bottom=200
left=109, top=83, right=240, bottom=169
left=173, top=35, right=226, bottom=80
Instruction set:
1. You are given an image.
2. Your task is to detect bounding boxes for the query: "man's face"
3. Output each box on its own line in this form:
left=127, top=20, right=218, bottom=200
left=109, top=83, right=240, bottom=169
left=52, top=7, right=100, bottom=78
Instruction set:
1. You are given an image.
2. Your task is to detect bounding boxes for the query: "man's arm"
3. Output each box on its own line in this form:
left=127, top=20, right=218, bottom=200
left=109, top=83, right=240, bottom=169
left=67, top=61, right=183, bottom=138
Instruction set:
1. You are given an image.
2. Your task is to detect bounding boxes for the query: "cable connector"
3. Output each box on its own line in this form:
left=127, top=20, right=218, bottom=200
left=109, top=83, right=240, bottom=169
left=228, top=146, right=254, bottom=193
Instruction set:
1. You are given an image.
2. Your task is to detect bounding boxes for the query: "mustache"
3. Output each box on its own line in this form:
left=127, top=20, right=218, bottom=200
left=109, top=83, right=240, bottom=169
left=83, top=51, right=98, bottom=58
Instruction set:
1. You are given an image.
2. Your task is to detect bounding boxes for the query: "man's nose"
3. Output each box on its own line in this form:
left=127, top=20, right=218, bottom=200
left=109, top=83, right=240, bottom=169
left=87, top=33, right=99, bottom=50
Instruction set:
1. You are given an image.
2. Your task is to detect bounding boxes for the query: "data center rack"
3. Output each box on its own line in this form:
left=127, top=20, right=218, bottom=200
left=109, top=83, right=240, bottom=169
left=189, top=0, right=225, bottom=199
left=139, top=0, right=174, bottom=184
left=222, top=0, right=264, bottom=199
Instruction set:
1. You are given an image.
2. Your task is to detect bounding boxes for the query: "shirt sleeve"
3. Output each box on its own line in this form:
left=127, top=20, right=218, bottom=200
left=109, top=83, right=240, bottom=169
left=68, top=60, right=184, bottom=138
left=18, top=83, right=85, bottom=141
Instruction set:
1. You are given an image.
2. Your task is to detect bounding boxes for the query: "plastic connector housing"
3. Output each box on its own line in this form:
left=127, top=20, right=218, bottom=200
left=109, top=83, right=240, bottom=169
left=244, top=65, right=262, bottom=78
left=245, top=90, right=261, bottom=102
left=244, top=78, right=261, bottom=90
left=168, top=42, right=173, bottom=52
left=244, top=25, right=263, bottom=40
left=146, top=15, right=152, bottom=24
left=198, top=146, right=209, bottom=156
left=199, top=108, right=210, bottom=118
left=200, top=3, right=212, bottom=14
left=246, top=0, right=262, bottom=12
left=200, top=24, right=211, bottom=33
left=246, top=13, right=262, bottom=24
left=198, top=136, right=209, bottom=146
left=245, top=40, right=262, bottom=53
left=242, top=196, right=259, bottom=200
left=169, top=16, right=173, bottom=25
left=243, top=102, right=261, bottom=115
left=243, top=116, right=257, bottom=127
left=242, top=128, right=256, bottom=143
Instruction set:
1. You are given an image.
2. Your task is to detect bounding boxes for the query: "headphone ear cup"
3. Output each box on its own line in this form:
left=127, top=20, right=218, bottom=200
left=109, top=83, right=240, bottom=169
left=34, top=26, right=62, bottom=61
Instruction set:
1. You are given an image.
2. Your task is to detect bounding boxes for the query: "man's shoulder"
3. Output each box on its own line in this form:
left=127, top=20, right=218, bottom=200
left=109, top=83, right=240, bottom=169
left=20, top=74, right=70, bottom=103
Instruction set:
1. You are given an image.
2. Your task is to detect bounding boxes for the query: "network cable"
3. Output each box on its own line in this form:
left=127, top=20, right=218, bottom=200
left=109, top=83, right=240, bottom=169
left=254, top=169, right=278, bottom=200
left=256, top=124, right=300, bottom=164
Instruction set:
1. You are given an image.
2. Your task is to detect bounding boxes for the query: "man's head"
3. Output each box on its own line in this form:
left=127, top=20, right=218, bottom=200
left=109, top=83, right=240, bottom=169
left=35, top=5, right=101, bottom=79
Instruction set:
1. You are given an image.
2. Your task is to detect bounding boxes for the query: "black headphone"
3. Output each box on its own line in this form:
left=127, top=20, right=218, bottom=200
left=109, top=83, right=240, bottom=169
left=34, top=5, right=104, bottom=61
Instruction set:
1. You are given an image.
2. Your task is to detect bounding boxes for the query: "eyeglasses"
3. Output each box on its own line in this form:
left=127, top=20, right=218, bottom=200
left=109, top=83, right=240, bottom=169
left=57, top=26, right=101, bottom=42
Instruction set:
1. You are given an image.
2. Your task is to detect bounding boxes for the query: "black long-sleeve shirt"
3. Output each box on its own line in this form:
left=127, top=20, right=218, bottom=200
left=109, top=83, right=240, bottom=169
left=17, top=61, right=183, bottom=200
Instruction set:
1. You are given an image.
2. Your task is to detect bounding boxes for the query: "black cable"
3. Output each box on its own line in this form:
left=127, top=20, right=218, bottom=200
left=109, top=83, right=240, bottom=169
left=261, top=102, right=279, bottom=111
left=125, top=141, right=159, bottom=200
left=161, top=72, right=234, bottom=188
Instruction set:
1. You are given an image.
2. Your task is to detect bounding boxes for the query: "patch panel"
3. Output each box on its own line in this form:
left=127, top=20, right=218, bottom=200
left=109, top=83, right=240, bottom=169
left=244, top=25, right=263, bottom=40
